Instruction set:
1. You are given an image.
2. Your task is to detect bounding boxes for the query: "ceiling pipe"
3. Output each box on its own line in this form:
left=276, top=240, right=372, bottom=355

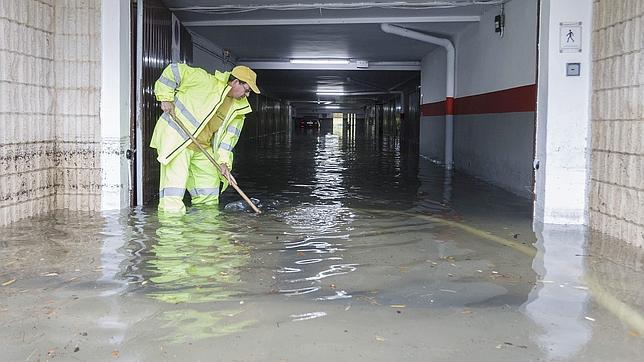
left=380, top=23, right=455, bottom=170
left=183, top=16, right=481, bottom=27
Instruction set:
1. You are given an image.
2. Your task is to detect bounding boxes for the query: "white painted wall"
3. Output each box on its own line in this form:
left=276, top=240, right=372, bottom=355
left=420, top=115, right=446, bottom=162
left=534, top=0, right=593, bottom=225
left=419, top=0, right=538, bottom=197
left=100, top=0, right=131, bottom=210
left=420, top=47, right=447, bottom=161
left=455, top=113, right=535, bottom=197
left=455, top=0, right=537, bottom=198
left=420, top=47, right=447, bottom=105
left=456, top=0, right=538, bottom=97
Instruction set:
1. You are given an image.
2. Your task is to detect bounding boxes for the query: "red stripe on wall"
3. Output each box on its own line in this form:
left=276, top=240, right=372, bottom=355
left=420, top=84, right=536, bottom=117
left=420, top=100, right=446, bottom=116
left=457, top=84, right=536, bottom=115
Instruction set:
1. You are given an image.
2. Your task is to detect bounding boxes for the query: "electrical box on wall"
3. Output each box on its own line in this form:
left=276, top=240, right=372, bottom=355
left=494, top=14, right=505, bottom=34
left=566, top=63, right=581, bottom=76
left=494, top=4, right=505, bottom=37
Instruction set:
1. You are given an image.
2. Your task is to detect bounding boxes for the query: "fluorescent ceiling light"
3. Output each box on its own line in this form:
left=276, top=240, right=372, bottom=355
left=325, top=105, right=340, bottom=109
left=316, top=92, right=346, bottom=96
left=317, top=86, right=343, bottom=92
left=290, top=59, right=350, bottom=64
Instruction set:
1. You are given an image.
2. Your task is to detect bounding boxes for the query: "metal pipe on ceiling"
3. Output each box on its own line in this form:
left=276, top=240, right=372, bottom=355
left=171, top=1, right=505, bottom=13
left=183, top=16, right=480, bottom=27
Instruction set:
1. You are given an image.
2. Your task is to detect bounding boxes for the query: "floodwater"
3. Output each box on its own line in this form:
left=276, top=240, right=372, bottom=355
left=1, top=125, right=643, bottom=361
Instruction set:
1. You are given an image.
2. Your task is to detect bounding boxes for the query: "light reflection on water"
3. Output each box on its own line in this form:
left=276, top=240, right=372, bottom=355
left=1, top=129, right=643, bottom=360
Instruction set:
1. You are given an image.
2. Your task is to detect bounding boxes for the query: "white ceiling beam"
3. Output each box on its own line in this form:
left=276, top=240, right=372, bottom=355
left=241, top=61, right=421, bottom=71
left=184, top=16, right=480, bottom=27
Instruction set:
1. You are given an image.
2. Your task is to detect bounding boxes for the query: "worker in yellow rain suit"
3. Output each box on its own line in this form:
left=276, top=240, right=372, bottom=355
left=150, top=63, right=260, bottom=213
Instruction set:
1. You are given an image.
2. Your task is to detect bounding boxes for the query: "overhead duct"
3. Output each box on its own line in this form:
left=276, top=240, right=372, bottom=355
left=171, top=1, right=505, bottom=13
left=380, top=23, right=455, bottom=170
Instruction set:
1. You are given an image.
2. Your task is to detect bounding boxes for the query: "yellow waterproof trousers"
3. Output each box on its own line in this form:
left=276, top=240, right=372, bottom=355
left=158, top=148, right=221, bottom=214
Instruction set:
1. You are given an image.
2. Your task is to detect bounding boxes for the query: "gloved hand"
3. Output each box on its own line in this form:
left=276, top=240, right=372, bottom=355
left=160, top=101, right=175, bottom=116
left=219, top=163, right=237, bottom=186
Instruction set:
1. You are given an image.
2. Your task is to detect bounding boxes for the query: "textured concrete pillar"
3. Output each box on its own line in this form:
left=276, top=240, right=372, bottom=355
left=53, top=0, right=102, bottom=212
left=590, top=0, right=644, bottom=247
left=0, top=0, right=56, bottom=226
left=0, top=0, right=103, bottom=227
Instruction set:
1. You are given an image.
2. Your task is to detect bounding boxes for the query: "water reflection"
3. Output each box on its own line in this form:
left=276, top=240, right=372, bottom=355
left=127, top=208, right=257, bottom=342
left=159, top=309, right=256, bottom=343
left=276, top=132, right=359, bottom=301
left=2, top=128, right=644, bottom=359
left=522, top=224, right=591, bottom=359
left=145, top=209, right=249, bottom=304
left=312, top=134, right=348, bottom=201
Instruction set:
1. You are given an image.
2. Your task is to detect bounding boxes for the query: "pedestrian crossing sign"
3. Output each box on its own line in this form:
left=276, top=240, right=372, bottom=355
left=560, top=22, right=582, bottom=53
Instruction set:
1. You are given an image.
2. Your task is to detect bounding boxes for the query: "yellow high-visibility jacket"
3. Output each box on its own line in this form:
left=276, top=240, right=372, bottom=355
left=150, top=63, right=252, bottom=171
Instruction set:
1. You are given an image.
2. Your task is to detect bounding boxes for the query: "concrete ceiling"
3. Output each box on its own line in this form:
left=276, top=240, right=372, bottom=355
left=161, top=0, right=504, bottom=114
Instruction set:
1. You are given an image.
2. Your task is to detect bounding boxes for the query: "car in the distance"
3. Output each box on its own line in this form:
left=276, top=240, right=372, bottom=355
left=298, top=118, right=320, bottom=128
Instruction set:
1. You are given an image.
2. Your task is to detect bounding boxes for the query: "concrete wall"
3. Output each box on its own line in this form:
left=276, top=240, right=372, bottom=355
left=420, top=47, right=446, bottom=162
left=454, top=112, right=536, bottom=196
left=420, top=0, right=538, bottom=197
left=590, top=0, right=644, bottom=246
left=0, top=0, right=57, bottom=225
left=54, top=0, right=102, bottom=211
left=455, top=0, right=537, bottom=198
left=534, top=0, right=593, bottom=225
left=0, top=0, right=102, bottom=226
left=456, top=0, right=538, bottom=97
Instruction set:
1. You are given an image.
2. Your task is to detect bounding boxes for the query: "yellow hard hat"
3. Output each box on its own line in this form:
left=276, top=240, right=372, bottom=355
left=231, top=65, right=260, bottom=94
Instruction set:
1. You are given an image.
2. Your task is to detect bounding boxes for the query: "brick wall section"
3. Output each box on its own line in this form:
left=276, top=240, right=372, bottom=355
left=0, top=0, right=101, bottom=226
left=53, top=0, right=101, bottom=211
left=590, top=0, right=644, bottom=247
left=0, top=0, right=57, bottom=226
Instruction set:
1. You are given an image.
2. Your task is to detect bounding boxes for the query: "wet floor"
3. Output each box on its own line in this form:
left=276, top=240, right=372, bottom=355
left=1, top=126, right=643, bottom=361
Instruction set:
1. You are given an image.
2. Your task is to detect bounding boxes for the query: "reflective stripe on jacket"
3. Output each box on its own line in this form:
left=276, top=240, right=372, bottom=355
left=150, top=63, right=252, bottom=169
